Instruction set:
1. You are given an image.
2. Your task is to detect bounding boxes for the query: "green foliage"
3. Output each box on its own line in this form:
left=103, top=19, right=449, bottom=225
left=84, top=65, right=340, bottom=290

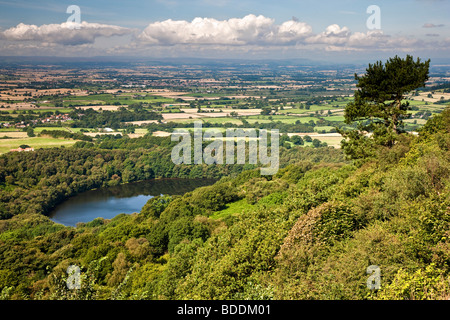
left=346, top=55, right=430, bottom=131
left=188, top=182, right=239, bottom=213
left=0, top=105, right=449, bottom=300
left=341, top=55, right=430, bottom=159
left=420, top=107, right=450, bottom=137
left=374, top=264, right=450, bottom=300
left=290, top=135, right=304, bottom=145
left=339, top=127, right=376, bottom=160
left=242, top=178, right=289, bottom=205
left=69, top=107, right=162, bottom=128
left=0, top=135, right=246, bottom=219
left=26, top=127, right=35, bottom=137
left=39, top=129, right=93, bottom=142
left=209, top=198, right=255, bottom=220
left=275, top=162, right=312, bottom=184
left=140, top=195, right=172, bottom=219
left=175, top=208, right=289, bottom=299
left=167, top=216, right=209, bottom=253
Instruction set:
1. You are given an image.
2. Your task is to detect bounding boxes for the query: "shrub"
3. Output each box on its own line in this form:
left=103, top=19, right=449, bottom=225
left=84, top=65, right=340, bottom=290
left=375, top=264, right=450, bottom=300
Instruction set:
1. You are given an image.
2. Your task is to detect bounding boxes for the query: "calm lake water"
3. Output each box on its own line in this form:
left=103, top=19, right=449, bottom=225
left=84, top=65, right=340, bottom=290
left=48, top=178, right=216, bottom=227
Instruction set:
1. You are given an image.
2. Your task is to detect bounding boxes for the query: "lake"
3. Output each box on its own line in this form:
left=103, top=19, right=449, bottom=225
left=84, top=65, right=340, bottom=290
left=48, top=178, right=216, bottom=227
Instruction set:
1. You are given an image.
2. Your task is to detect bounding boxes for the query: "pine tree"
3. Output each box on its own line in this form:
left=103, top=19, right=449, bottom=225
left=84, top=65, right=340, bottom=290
left=339, top=55, right=430, bottom=159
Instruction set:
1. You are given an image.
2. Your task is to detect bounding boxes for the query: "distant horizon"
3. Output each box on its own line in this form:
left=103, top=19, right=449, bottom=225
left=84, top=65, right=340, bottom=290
left=1, top=54, right=449, bottom=67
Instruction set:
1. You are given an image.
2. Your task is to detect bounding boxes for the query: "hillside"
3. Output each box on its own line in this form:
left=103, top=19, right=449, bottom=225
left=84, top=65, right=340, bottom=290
left=0, top=107, right=449, bottom=300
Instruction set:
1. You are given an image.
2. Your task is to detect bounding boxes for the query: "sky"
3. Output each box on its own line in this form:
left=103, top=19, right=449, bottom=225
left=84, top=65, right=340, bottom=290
left=0, top=0, right=449, bottom=63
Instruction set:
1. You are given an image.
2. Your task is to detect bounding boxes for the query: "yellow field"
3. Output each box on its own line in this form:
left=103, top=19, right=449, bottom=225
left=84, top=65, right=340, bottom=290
left=288, top=132, right=343, bottom=148
left=78, top=105, right=127, bottom=111
left=0, top=132, right=28, bottom=138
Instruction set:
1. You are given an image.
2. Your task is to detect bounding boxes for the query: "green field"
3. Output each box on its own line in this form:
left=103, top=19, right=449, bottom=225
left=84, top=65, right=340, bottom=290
left=133, top=128, right=148, bottom=134
left=210, top=198, right=255, bottom=220
left=246, top=115, right=318, bottom=124
left=279, top=104, right=339, bottom=114
left=33, top=127, right=72, bottom=133
left=404, top=118, right=427, bottom=125
left=0, top=136, right=78, bottom=154
left=60, top=94, right=176, bottom=107
left=314, top=126, right=336, bottom=132
left=324, top=115, right=345, bottom=122
left=200, top=117, right=243, bottom=125
left=0, top=128, right=19, bottom=132
left=1, top=108, right=73, bottom=114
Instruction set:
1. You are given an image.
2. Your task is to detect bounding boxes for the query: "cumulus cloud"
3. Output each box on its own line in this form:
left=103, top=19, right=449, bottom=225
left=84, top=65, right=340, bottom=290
left=276, top=20, right=313, bottom=44
left=138, top=17, right=403, bottom=50
left=1, top=21, right=133, bottom=45
left=305, top=24, right=351, bottom=45
left=1, top=14, right=448, bottom=58
left=135, top=16, right=442, bottom=55
left=347, top=30, right=389, bottom=47
left=138, top=14, right=312, bottom=45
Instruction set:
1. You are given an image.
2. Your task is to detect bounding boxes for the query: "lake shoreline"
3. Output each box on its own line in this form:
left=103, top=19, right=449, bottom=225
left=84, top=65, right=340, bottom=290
left=48, top=177, right=217, bottom=227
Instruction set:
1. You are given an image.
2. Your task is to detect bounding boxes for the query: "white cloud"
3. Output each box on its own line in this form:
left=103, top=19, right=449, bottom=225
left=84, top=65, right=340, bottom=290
left=138, top=14, right=312, bottom=45
left=0, top=14, right=448, bottom=58
left=305, top=24, right=351, bottom=45
left=276, top=20, right=313, bottom=44
left=1, top=21, right=133, bottom=45
left=131, top=17, right=450, bottom=57
left=347, top=30, right=388, bottom=47
left=136, top=16, right=441, bottom=54
left=324, top=24, right=351, bottom=37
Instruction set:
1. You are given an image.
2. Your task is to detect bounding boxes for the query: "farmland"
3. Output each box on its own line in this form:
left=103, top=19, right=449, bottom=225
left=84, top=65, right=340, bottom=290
left=1, top=59, right=449, bottom=154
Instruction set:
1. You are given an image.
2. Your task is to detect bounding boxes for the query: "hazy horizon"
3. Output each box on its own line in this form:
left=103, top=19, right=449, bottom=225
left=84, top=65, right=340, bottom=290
left=1, top=54, right=450, bottom=67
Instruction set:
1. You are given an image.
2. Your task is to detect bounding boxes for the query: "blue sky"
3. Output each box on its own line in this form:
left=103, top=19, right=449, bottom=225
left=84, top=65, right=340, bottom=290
left=0, top=0, right=449, bottom=62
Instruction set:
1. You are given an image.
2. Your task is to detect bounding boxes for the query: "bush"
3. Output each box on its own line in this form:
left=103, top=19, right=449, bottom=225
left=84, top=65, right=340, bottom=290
left=26, top=127, right=35, bottom=137
left=141, top=195, right=172, bottom=219
left=189, top=183, right=239, bottom=213
left=375, top=264, right=450, bottom=300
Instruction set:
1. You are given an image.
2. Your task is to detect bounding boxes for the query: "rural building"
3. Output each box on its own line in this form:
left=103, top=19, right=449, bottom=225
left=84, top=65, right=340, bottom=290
left=10, top=147, right=34, bottom=152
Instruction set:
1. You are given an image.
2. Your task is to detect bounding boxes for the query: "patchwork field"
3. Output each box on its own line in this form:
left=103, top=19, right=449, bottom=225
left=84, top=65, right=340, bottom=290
left=1, top=67, right=449, bottom=157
